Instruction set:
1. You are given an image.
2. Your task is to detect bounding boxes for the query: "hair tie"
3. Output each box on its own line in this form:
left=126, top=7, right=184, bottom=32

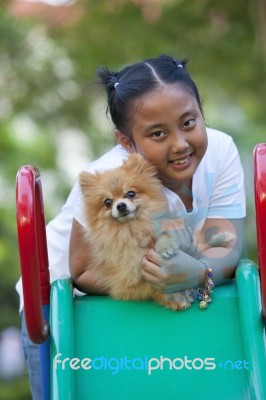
left=114, top=82, right=120, bottom=89
left=172, top=59, right=184, bottom=69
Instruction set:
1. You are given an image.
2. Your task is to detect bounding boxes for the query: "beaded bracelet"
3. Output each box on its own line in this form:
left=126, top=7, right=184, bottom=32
left=196, top=261, right=214, bottom=309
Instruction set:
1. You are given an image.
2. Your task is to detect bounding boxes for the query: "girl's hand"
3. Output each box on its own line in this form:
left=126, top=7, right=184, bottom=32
left=142, top=217, right=245, bottom=293
left=141, top=248, right=206, bottom=293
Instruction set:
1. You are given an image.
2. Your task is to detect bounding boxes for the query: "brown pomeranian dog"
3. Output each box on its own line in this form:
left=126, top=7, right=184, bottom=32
left=78, top=153, right=196, bottom=311
left=79, top=154, right=235, bottom=310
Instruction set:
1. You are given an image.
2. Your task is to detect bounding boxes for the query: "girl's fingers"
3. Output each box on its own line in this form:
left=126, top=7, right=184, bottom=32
left=142, top=254, right=160, bottom=276
left=141, top=255, right=165, bottom=290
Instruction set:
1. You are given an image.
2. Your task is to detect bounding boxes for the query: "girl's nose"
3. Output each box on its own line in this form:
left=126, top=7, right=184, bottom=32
left=171, top=131, right=189, bottom=153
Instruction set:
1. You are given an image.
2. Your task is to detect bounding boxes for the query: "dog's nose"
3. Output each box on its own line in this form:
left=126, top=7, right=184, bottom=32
left=117, top=202, right=127, bottom=212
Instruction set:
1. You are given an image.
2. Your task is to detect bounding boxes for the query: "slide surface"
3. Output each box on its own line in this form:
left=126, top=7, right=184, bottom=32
left=50, top=260, right=266, bottom=400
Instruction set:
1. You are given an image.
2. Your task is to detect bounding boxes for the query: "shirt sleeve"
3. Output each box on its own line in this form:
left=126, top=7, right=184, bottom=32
left=46, top=182, right=80, bottom=282
left=207, top=135, right=246, bottom=219
left=73, top=190, right=87, bottom=228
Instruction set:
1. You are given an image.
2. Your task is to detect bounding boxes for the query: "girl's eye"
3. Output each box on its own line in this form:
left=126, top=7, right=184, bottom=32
left=151, top=131, right=167, bottom=139
left=104, top=198, right=113, bottom=208
left=184, top=118, right=196, bottom=128
left=125, top=191, right=136, bottom=199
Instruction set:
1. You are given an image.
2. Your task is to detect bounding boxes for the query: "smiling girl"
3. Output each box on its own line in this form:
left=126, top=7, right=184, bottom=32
left=69, top=54, right=246, bottom=296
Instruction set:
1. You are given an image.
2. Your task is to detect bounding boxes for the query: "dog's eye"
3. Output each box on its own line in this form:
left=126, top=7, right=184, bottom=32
left=104, top=198, right=113, bottom=208
left=125, top=191, right=136, bottom=199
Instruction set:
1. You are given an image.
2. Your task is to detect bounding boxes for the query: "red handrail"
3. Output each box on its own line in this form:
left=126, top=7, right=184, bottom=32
left=16, top=165, right=50, bottom=343
left=254, top=143, right=266, bottom=318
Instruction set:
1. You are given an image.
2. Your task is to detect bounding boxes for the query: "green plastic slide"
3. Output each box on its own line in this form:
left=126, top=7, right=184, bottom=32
left=50, top=260, right=266, bottom=400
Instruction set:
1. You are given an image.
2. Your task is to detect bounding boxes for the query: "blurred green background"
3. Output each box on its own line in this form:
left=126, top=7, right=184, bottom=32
left=0, top=0, right=265, bottom=397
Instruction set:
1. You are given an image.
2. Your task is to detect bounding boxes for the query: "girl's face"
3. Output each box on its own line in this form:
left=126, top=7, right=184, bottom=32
left=124, top=84, right=208, bottom=194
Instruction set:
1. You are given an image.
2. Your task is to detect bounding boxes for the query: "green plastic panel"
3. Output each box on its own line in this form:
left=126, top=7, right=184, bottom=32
left=50, top=260, right=266, bottom=400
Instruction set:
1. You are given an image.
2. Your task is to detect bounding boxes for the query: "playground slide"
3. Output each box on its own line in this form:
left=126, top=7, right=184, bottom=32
left=16, top=144, right=266, bottom=400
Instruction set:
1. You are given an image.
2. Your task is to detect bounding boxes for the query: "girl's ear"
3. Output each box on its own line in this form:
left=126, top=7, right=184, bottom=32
left=114, top=130, right=134, bottom=152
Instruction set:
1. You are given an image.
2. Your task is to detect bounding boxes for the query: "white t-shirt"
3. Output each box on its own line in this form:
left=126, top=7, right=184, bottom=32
left=16, top=128, right=246, bottom=311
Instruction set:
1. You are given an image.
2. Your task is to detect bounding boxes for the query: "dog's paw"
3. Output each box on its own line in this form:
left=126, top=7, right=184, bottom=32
left=207, top=231, right=236, bottom=248
left=160, top=248, right=177, bottom=259
left=155, top=231, right=179, bottom=259
left=163, top=291, right=194, bottom=311
left=183, top=289, right=196, bottom=303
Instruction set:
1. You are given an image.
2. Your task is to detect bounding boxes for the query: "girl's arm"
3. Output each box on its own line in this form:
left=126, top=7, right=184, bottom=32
left=69, top=218, right=108, bottom=294
left=141, top=217, right=244, bottom=292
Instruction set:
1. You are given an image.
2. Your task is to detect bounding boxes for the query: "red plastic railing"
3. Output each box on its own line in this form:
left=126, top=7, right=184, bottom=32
left=16, top=165, right=50, bottom=343
left=254, top=143, right=266, bottom=319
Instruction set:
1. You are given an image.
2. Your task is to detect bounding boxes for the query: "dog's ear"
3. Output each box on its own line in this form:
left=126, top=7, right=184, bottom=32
left=123, top=153, right=157, bottom=177
left=79, top=171, right=98, bottom=195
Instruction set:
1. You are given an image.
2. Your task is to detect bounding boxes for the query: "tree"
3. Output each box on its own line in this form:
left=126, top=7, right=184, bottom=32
left=0, top=0, right=265, bottom=394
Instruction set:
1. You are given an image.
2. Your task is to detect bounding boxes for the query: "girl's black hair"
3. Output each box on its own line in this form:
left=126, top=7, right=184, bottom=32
left=97, top=54, right=202, bottom=139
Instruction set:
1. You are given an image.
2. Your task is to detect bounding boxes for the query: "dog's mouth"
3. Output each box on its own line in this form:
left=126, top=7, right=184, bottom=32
left=112, top=200, right=137, bottom=222
left=116, top=211, right=136, bottom=223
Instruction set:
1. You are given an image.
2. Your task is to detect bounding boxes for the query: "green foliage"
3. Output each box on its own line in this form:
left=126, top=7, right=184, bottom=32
left=0, top=375, right=31, bottom=400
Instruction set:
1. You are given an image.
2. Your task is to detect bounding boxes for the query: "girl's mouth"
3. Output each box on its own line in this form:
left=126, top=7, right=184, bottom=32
left=171, top=155, right=190, bottom=165
left=169, top=154, right=192, bottom=170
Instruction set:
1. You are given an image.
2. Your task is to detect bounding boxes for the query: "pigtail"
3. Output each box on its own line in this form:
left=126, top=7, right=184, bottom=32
left=173, top=58, right=188, bottom=70
left=97, top=67, right=119, bottom=92
left=154, top=54, right=188, bottom=71
left=96, top=67, right=121, bottom=125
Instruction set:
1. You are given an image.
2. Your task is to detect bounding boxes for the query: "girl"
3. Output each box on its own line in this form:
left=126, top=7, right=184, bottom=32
left=17, top=54, right=245, bottom=398
left=69, top=54, right=245, bottom=297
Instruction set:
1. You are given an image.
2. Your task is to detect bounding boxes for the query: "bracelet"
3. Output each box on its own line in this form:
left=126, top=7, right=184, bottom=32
left=196, top=260, right=214, bottom=309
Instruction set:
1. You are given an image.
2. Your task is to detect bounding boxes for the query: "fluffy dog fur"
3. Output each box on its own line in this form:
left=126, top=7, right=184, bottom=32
left=79, top=154, right=234, bottom=311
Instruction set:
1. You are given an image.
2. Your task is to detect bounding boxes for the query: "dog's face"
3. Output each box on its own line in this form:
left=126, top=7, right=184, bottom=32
left=103, top=189, right=139, bottom=222
left=79, top=154, right=166, bottom=225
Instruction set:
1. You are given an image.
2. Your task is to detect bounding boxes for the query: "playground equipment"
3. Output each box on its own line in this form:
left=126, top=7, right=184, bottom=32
left=16, top=144, right=266, bottom=400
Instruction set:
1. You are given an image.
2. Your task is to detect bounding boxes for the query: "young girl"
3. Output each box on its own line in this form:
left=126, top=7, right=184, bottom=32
left=17, top=54, right=245, bottom=398
left=69, top=54, right=245, bottom=297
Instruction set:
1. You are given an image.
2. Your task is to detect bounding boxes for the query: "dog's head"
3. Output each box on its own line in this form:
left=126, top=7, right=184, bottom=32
left=79, top=153, right=166, bottom=224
